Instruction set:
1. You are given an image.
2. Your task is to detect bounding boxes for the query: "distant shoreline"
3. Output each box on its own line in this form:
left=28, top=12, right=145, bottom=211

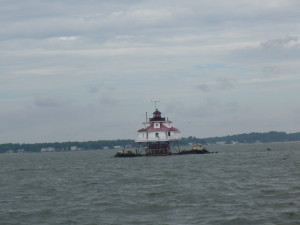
left=1, top=131, right=300, bottom=153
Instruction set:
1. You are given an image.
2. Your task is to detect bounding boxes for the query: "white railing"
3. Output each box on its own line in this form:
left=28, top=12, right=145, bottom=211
left=135, top=135, right=181, bottom=142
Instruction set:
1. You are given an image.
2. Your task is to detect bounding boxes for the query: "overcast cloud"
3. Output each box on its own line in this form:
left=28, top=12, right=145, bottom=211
left=1, top=0, right=300, bottom=143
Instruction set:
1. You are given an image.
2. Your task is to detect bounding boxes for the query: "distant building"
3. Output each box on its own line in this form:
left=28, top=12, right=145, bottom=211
left=17, top=149, right=25, bottom=153
left=41, top=147, right=56, bottom=152
left=71, top=146, right=79, bottom=151
left=70, top=146, right=82, bottom=151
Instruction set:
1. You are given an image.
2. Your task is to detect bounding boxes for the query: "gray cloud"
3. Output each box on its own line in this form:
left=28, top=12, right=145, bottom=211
left=261, top=36, right=299, bottom=49
left=216, top=77, right=235, bottom=90
left=196, top=77, right=235, bottom=93
left=34, top=96, right=65, bottom=108
left=261, top=66, right=283, bottom=78
left=196, top=84, right=211, bottom=92
left=88, top=86, right=100, bottom=94
left=1, top=0, right=300, bottom=143
left=231, top=36, right=300, bottom=64
left=99, top=96, right=119, bottom=106
left=2, top=1, right=299, bottom=42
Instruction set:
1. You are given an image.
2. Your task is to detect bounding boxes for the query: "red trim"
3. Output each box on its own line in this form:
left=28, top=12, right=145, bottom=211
left=138, top=123, right=179, bottom=132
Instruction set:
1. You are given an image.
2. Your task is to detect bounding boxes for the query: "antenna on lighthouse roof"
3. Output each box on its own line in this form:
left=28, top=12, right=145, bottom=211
left=151, top=100, right=160, bottom=110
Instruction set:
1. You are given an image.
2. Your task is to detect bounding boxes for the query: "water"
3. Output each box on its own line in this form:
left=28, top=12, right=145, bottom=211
left=1, top=142, right=300, bottom=225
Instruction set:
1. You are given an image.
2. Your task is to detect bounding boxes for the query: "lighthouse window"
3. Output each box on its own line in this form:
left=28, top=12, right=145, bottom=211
left=168, top=131, right=171, bottom=136
left=155, top=133, right=159, bottom=137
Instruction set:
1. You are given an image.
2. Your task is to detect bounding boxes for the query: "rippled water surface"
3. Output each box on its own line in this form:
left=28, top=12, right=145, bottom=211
left=1, top=142, right=300, bottom=225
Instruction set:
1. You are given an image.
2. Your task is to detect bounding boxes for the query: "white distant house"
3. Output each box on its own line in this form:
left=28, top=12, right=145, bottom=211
left=17, top=149, right=25, bottom=153
left=41, top=147, right=56, bottom=152
left=71, top=146, right=81, bottom=151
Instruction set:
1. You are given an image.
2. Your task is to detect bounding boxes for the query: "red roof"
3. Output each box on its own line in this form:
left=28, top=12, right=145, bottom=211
left=138, top=123, right=179, bottom=132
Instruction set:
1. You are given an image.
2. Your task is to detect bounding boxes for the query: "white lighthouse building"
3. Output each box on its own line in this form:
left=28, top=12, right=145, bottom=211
left=135, top=107, right=181, bottom=155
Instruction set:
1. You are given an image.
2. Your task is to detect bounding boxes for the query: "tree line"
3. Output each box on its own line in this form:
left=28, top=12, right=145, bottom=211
left=1, top=131, right=300, bottom=153
left=0, top=139, right=135, bottom=153
left=190, top=131, right=300, bottom=145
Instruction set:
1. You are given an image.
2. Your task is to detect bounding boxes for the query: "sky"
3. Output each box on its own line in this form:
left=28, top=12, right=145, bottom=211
left=1, top=0, right=300, bottom=143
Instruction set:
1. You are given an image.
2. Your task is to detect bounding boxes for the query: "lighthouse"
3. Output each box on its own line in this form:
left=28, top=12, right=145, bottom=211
left=135, top=107, right=181, bottom=155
